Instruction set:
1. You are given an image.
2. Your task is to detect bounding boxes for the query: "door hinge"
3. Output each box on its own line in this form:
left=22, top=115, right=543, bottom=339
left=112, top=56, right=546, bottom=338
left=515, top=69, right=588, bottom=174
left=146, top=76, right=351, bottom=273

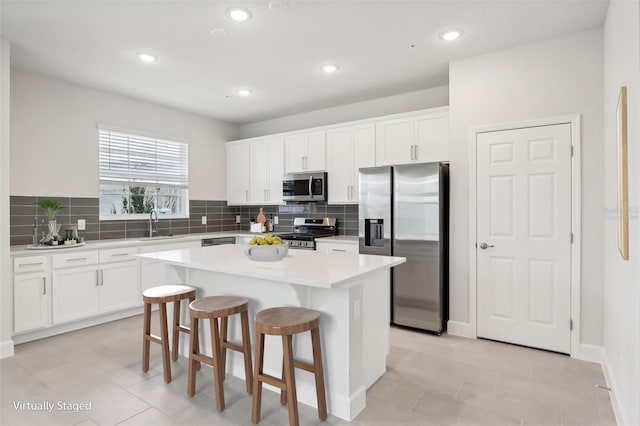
left=571, top=145, right=574, bottom=157
left=570, top=319, right=573, bottom=331
left=570, top=232, right=574, bottom=243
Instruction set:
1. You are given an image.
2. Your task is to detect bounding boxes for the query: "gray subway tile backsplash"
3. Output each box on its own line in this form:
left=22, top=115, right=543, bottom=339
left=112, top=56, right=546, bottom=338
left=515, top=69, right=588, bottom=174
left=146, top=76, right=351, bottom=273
left=10, top=196, right=359, bottom=244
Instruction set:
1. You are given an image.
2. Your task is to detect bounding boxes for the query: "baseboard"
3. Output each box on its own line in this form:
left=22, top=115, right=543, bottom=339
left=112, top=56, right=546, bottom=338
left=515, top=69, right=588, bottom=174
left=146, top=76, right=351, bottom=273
left=446, top=320, right=476, bottom=338
left=602, top=352, right=624, bottom=426
left=0, top=340, right=14, bottom=358
left=573, top=343, right=605, bottom=364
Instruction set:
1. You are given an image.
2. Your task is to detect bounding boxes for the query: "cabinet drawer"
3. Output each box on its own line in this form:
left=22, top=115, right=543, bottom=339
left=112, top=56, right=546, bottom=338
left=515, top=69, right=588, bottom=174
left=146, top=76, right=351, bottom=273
left=52, top=250, right=99, bottom=269
left=316, top=242, right=359, bottom=253
left=99, top=246, right=138, bottom=264
left=14, top=255, right=48, bottom=273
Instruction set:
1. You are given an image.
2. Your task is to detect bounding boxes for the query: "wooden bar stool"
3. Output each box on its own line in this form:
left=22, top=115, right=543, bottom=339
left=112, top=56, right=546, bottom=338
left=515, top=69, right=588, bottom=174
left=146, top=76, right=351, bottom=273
left=187, top=295, right=253, bottom=412
left=252, top=307, right=327, bottom=426
left=142, top=284, right=197, bottom=383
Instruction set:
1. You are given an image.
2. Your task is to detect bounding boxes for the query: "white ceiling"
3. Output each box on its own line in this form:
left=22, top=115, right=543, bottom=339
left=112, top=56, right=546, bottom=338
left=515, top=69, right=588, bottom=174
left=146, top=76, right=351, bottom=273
left=1, top=1, right=609, bottom=124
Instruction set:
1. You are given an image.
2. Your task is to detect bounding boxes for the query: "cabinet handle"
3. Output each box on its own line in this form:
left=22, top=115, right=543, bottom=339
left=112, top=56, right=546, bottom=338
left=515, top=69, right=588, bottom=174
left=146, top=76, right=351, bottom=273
left=301, top=156, right=305, bottom=170
left=96, top=270, right=100, bottom=286
left=42, top=277, right=46, bottom=295
left=414, top=144, right=419, bottom=160
left=100, top=270, right=104, bottom=286
left=21, top=262, right=43, bottom=267
left=411, top=145, right=415, bottom=160
left=245, top=190, right=249, bottom=202
left=332, top=249, right=347, bottom=252
left=67, top=257, right=87, bottom=262
left=111, top=253, right=129, bottom=257
left=266, top=189, right=270, bottom=201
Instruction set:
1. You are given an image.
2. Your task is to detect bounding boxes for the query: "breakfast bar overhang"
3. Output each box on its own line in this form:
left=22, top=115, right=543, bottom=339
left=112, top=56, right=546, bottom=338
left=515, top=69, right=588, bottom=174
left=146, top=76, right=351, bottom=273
left=137, top=245, right=405, bottom=421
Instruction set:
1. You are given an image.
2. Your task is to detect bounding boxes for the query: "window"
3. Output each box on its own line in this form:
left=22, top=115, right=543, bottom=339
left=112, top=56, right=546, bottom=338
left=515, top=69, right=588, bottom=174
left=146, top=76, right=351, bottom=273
left=99, top=127, right=189, bottom=220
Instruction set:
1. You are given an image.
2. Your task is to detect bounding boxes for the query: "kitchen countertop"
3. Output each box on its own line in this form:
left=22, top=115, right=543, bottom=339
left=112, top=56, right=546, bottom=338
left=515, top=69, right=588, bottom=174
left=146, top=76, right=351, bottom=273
left=136, top=244, right=405, bottom=289
left=9, top=231, right=258, bottom=255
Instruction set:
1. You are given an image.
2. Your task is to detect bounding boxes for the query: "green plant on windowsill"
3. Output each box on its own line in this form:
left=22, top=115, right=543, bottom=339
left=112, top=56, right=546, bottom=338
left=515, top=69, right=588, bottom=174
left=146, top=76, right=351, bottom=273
left=35, top=198, right=67, bottom=220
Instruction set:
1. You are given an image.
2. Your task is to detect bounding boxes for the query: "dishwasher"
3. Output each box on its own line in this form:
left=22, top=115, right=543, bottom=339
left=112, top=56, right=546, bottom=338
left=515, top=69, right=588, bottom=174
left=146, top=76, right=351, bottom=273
left=201, top=236, right=236, bottom=247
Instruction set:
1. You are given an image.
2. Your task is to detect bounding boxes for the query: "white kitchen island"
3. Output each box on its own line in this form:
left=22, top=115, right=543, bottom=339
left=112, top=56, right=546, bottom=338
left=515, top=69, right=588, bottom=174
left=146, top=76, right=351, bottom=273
left=137, top=244, right=405, bottom=421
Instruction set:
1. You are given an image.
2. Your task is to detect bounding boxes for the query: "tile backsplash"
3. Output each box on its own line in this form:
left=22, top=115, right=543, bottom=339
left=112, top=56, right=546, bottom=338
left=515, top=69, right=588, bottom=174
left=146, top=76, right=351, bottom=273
left=10, top=196, right=358, bottom=245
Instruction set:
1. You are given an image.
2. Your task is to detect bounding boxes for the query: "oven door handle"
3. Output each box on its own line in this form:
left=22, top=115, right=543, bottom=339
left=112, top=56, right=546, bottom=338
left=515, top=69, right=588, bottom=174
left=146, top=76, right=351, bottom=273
left=308, top=176, right=313, bottom=197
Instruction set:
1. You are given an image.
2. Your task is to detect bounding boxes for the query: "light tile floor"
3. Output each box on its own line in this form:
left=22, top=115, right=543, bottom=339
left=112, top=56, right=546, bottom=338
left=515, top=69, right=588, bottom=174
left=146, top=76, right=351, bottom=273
left=0, top=314, right=616, bottom=426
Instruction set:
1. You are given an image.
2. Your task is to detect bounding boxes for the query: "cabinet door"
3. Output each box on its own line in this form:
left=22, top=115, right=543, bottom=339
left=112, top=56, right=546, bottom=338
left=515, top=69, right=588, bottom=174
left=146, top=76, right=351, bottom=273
left=226, top=142, right=251, bottom=205
left=375, top=117, right=414, bottom=166
left=415, top=113, right=449, bottom=162
left=305, top=131, right=326, bottom=172
left=315, top=241, right=359, bottom=253
left=327, top=128, right=352, bottom=204
left=284, top=134, right=307, bottom=173
left=52, top=266, right=100, bottom=324
left=14, top=272, right=49, bottom=333
left=249, top=140, right=269, bottom=203
left=100, top=261, right=139, bottom=313
left=350, top=124, right=376, bottom=203
left=266, top=137, right=284, bottom=204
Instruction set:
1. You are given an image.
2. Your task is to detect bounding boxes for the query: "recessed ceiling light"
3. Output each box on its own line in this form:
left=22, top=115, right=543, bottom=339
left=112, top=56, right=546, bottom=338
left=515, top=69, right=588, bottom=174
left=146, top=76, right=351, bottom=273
left=439, top=30, right=463, bottom=41
left=269, top=1, right=289, bottom=11
left=322, top=64, right=339, bottom=73
left=136, top=52, right=156, bottom=63
left=227, top=7, right=252, bottom=22
left=237, top=89, right=252, bottom=97
left=209, top=28, right=227, bottom=37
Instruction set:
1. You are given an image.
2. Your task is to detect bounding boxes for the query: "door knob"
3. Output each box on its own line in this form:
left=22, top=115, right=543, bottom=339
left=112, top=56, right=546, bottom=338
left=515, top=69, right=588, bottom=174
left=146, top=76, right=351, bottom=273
left=479, top=242, right=494, bottom=250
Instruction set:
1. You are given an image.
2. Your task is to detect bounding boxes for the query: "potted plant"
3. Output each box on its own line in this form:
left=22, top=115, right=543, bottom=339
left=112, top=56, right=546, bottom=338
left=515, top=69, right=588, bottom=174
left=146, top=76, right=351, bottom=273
left=35, top=198, right=66, bottom=241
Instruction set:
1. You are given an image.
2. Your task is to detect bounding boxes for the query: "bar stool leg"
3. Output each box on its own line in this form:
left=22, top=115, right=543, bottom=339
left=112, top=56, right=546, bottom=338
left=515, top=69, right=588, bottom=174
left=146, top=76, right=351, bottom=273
left=280, top=359, right=287, bottom=405
left=240, top=310, right=253, bottom=395
left=158, top=302, right=172, bottom=383
left=210, top=317, right=225, bottom=412
left=187, top=316, right=199, bottom=397
left=282, top=334, right=299, bottom=426
left=171, top=299, right=181, bottom=361
left=142, top=302, right=151, bottom=373
left=251, top=331, right=265, bottom=424
left=311, top=328, right=328, bottom=420
left=220, top=316, right=228, bottom=381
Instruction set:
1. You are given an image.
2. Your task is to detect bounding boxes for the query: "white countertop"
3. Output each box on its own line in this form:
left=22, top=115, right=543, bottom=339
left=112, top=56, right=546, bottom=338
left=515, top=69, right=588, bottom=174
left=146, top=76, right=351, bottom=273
left=9, top=231, right=255, bottom=255
left=136, top=244, right=405, bottom=289
left=316, top=235, right=359, bottom=244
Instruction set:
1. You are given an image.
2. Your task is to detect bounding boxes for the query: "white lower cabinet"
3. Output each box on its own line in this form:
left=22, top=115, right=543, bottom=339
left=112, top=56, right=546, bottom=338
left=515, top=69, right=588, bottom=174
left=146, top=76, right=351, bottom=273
left=13, top=255, right=50, bottom=334
left=52, top=248, right=139, bottom=324
left=100, top=261, right=139, bottom=313
left=14, top=271, right=49, bottom=333
left=52, top=265, right=100, bottom=324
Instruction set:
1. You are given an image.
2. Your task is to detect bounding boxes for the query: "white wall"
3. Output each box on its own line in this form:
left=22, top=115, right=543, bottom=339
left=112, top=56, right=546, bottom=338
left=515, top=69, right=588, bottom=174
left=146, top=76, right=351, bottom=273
left=448, top=30, right=604, bottom=346
left=238, top=86, right=449, bottom=139
left=1, top=39, right=13, bottom=357
left=10, top=71, right=239, bottom=199
left=603, top=1, right=640, bottom=425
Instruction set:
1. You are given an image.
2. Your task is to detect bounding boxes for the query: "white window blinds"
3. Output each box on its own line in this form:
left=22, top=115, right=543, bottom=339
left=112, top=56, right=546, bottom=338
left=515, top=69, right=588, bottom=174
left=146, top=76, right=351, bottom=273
left=99, top=127, right=189, bottom=188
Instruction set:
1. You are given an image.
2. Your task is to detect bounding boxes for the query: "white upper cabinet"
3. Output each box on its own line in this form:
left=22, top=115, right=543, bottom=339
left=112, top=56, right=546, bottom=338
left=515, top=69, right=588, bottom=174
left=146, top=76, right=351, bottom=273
left=327, top=123, right=375, bottom=204
left=226, top=142, right=251, bottom=205
left=250, top=136, right=284, bottom=205
left=285, top=130, right=326, bottom=173
left=414, top=111, right=449, bottom=163
left=376, top=107, right=449, bottom=166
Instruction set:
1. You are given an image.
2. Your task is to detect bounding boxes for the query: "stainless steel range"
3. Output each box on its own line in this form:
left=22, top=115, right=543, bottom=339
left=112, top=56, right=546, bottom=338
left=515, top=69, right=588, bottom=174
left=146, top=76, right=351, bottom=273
left=276, top=217, right=337, bottom=250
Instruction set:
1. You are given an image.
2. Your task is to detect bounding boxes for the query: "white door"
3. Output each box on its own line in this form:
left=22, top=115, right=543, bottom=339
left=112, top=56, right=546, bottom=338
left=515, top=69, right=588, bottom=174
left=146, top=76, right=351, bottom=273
left=305, top=131, right=326, bottom=172
left=351, top=123, right=376, bottom=202
left=284, top=134, right=306, bottom=173
left=226, top=142, right=250, bottom=205
left=265, top=137, right=284, bottom=204
left=415, top=113, right=449, bottom=162
left=100, top=261, right=139, bottom=313
left=250, top=139, right=269, bottom=203
left=14, top=272, right=49, bottom=333
left=375, top=117, right=414, bottom=166
left=476, top=123, right=572, bottom=354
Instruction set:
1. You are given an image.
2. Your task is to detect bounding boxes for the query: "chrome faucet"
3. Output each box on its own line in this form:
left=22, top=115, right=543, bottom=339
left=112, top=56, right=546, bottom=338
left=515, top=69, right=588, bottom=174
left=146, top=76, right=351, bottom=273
left=149, top=209, right=159, bottom=237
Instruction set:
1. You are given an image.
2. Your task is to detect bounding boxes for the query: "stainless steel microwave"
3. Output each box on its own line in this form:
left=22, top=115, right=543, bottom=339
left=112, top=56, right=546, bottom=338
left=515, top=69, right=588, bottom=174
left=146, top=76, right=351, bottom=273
left=282, top=172, right=327, bottom=202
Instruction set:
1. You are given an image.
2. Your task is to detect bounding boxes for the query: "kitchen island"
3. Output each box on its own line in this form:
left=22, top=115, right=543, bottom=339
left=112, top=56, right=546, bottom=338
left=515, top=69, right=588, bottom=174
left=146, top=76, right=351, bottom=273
left=137, top=244, right=405, bottom=421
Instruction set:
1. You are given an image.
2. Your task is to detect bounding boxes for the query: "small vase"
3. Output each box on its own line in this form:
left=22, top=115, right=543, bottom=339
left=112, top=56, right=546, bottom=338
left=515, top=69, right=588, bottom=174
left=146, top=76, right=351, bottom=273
left=48, top=219, right=61, bottom=238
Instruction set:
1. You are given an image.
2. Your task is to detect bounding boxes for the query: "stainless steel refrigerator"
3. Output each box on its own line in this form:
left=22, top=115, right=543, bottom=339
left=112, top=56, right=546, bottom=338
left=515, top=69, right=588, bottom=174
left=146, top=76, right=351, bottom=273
left=359, top=163, right=449, bottom=334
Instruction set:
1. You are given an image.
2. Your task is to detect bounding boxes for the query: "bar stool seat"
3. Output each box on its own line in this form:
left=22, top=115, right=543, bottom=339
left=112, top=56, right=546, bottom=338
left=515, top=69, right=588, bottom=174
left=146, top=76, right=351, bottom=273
left=187, top=295, right=253, bottom=412
left=142, top=284, right=196, bottom=383
left=252, top=307, right=327, bottom=426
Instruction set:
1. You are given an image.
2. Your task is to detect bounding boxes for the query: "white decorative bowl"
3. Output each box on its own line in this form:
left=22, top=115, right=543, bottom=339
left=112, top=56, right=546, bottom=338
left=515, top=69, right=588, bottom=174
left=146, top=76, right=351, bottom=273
left=244, top=243, right=289, bottom=262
